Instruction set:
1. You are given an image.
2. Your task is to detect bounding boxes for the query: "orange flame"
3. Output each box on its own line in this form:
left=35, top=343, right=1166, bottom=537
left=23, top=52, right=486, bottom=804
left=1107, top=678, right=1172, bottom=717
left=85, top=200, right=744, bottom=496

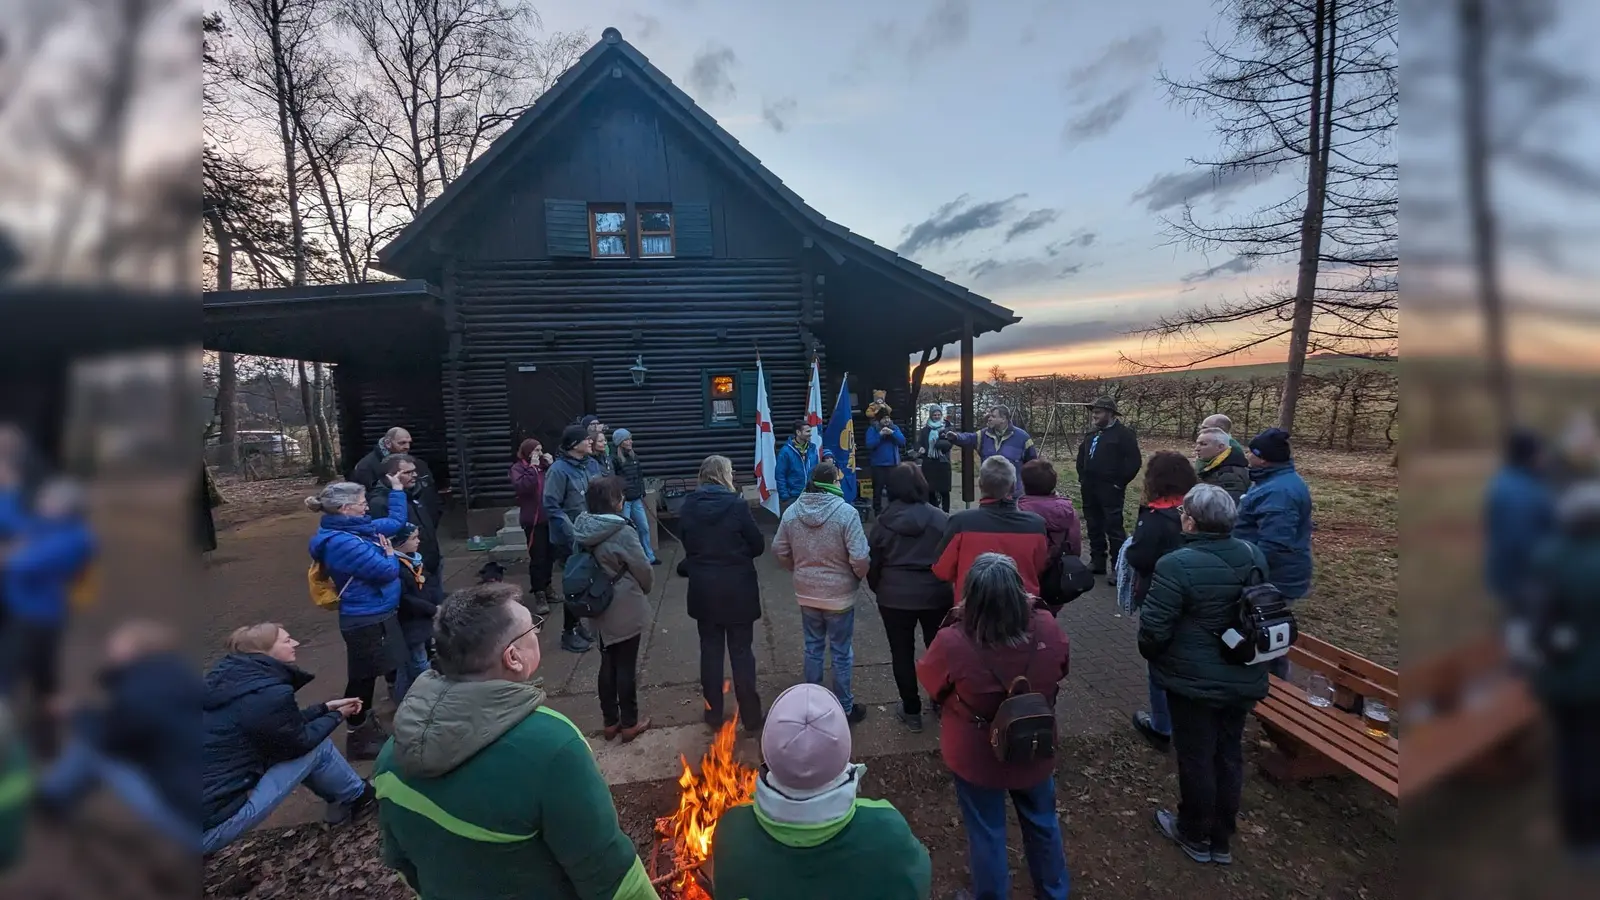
left=655, top=716, right=758, bottom=899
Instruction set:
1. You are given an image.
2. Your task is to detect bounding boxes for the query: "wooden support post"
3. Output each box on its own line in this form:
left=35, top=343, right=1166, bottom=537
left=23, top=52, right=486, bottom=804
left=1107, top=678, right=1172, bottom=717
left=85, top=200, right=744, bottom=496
left=961, top=314, right=975, bottom=505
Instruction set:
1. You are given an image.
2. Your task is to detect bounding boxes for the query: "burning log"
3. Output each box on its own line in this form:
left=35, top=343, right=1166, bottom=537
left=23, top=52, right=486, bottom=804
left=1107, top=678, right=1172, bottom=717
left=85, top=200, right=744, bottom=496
left=652, top=716, right=757, bottom=899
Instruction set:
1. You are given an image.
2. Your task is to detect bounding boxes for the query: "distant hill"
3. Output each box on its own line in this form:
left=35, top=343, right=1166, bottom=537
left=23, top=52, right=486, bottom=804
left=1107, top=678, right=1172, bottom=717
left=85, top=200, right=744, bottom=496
left=1116, top=355, right=1396, bottom=382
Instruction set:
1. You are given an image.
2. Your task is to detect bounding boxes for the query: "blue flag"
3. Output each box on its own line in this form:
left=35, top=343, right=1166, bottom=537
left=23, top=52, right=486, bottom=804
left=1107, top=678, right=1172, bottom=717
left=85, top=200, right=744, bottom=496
left=822, top=375, right=858, bottom=504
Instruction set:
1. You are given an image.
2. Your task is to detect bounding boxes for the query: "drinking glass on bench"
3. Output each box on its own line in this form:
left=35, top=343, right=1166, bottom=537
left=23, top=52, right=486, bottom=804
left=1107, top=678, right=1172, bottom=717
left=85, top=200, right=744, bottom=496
left=1306, top=673, right=1334, bottom=709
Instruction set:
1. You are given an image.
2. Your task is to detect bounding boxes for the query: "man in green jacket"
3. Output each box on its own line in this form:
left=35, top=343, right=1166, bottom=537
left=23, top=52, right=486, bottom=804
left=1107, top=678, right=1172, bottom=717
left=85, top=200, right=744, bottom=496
left=374, top=582, right=657, bottom=900
left=711, top=683, right=931, bottom=900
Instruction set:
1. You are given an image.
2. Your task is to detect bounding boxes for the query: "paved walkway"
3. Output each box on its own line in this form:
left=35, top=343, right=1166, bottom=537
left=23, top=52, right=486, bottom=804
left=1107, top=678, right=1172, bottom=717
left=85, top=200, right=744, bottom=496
left=200, top=500, right=1149, bottom=825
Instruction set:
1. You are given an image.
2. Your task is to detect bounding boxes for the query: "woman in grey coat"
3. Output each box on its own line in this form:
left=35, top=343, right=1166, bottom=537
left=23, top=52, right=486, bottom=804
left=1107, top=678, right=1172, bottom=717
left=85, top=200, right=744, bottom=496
left=571, top=475, right=654, bottom=742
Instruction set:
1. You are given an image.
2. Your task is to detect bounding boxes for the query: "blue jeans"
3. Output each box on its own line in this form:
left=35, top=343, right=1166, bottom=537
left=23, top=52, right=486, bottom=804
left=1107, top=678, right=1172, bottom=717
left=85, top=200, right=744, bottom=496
left=40, top=738, right=198, bottom=850
left=623, top=498, right=658, bottom=563
left=1148, top=664, right=1172, bottom=736
left=201, top=738, right=364, bottom=854
left=393, top=640, right=430, bottom=703
left=801, top=606, right=856, bottom=714
left=953, top=774, right=1070, bottom=900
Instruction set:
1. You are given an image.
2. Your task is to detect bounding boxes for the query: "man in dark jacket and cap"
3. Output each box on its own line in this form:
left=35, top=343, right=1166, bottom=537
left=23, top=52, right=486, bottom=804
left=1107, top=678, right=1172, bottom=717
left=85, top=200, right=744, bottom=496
left=1076, top=396, right=1142, bottom=579
left=543, top=424, right=599, bottom=653
left=1233, top=427, right=1314, bottom=678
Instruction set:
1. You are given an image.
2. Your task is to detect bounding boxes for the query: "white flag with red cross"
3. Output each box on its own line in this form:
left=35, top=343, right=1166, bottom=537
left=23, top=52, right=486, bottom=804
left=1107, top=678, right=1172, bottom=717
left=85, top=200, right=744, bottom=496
left=753, top=356, right=780, bottom=516
left=806, top=357, right=825, bottom=457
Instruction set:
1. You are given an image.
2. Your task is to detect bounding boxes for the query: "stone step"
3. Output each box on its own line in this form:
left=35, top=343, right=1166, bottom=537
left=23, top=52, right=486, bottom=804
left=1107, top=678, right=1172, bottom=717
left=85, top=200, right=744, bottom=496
left=502, top=507, right=521, bottom=530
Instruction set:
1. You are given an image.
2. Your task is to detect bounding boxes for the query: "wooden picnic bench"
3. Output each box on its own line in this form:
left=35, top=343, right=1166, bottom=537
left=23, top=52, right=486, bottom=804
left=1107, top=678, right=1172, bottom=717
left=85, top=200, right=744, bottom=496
left=1252, top=632, right=1541, bottom=800
left=1254, top=634, right=1400, bottom=797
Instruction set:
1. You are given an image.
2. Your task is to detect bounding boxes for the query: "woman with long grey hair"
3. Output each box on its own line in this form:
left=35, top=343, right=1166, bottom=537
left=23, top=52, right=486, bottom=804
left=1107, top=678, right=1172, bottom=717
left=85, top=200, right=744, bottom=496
left=918, top=553, right=1071, bottom=899
left=304, top=475, right=409, bottom=760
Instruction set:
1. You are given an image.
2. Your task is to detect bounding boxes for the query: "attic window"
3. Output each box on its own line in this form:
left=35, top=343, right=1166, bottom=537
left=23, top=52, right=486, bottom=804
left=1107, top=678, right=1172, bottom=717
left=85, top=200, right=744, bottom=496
left=638, top=207, right=674, bottom=258
left=590, top=205, right=627, bottom=258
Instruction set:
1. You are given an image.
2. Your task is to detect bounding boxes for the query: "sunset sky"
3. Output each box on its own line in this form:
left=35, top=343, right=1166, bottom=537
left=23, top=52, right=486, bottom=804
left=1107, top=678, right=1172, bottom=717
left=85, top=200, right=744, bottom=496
left=531, top=0, right=1305, bottom=377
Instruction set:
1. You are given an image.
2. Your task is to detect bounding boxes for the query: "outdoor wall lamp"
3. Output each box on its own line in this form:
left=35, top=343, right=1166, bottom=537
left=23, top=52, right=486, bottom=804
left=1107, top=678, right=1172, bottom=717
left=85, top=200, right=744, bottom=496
left=630, top=355, right=649, bottom=386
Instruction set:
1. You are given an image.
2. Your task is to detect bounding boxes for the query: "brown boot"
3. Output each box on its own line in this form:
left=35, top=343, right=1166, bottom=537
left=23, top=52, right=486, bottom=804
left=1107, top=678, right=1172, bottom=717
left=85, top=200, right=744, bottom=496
left=602, top=723, right=621, bottom=741
left=620, top=718, right=652, bottom=743
left=345, top=717, right=386, bottom=761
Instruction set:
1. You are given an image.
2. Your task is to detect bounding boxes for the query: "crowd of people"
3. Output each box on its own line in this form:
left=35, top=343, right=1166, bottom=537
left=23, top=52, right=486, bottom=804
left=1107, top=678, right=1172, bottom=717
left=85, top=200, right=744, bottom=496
left=182, top=398, right=1339, bottom=900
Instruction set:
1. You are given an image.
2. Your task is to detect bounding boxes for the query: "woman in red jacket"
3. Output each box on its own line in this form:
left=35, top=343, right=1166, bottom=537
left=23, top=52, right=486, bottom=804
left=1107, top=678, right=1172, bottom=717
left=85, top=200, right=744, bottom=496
left=918, top=552, right=1071, bottom=900
left=510, top=439, right=554, bottom=615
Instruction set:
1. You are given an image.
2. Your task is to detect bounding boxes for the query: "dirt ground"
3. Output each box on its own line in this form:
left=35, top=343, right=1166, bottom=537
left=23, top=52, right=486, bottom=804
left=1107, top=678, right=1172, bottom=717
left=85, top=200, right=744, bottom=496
left=203, top=726, right=1398, bottom=900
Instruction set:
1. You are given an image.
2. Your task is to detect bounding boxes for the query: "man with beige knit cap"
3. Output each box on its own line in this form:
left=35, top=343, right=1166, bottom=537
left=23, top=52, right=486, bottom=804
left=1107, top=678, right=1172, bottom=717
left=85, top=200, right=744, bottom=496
left=710, top=684, right=931, bottom=899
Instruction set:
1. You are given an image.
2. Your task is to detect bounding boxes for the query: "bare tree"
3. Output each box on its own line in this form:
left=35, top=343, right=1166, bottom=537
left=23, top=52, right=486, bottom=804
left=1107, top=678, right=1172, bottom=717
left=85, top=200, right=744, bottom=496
left=1131, top=0, right=1397, bottom=431
left=335, top=0, right=586, bottom=215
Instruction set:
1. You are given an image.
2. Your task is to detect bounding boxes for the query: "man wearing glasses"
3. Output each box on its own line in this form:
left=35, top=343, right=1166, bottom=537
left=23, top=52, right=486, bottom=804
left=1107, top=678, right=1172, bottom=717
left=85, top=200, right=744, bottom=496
left=373, top=583, right=658, bottom=900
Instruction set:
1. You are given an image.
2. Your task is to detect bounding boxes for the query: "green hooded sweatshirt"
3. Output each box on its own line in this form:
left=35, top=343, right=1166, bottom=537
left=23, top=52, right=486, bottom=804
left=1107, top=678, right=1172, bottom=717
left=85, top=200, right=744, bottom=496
left=374, top=670, right=657, bottom=900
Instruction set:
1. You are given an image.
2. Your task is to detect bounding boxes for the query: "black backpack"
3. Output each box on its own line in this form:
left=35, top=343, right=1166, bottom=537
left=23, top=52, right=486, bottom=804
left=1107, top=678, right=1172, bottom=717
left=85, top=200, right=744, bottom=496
left=1217, top=566, right=1299, bottom=666
left=562, top=549, right=624, bottom=619
left=1040, top=552, right=1095, bottom=610
left=965, top=635, right=1058, bottom=764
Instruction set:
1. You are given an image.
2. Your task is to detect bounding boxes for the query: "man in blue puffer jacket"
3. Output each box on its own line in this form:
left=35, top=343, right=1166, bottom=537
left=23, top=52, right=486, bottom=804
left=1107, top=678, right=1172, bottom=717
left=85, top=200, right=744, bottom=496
left=1, top=478, right=94, bottom=753
left=1233, top=428, right=1313, bottom=678
left=306, top=478, right=407, bottom=759
left=1485, top=428, right=1555, bottom=611
left=776, top=419, right=821, bottom=511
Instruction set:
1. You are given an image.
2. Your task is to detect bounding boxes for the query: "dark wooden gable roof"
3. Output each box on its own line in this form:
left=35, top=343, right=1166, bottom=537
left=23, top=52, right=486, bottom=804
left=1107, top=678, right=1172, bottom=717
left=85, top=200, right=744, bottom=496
left=376, top=26, right=1019, bottom=337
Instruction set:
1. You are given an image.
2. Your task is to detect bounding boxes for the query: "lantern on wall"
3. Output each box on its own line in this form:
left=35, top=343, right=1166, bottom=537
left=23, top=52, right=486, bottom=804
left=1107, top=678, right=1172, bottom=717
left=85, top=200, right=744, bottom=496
left=629, top=355, right=649, bottom=387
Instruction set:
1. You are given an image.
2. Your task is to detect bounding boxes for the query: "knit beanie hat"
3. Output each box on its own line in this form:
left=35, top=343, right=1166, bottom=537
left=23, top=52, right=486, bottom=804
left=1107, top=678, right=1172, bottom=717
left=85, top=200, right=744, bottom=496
left=1249, top=427, right=1292, bottom=464
left=761, top=684, right=851, bottom=792
left=560, top=424, right=591, bottom=452
left=612, top=428, right=632, bottom=443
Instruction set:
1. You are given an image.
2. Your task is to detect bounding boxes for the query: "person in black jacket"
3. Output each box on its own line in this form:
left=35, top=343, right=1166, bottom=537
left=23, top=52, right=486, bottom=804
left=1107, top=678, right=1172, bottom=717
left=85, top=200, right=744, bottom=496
left=366, top=454, right=439, bottom=578
left=37, top=621, right=201, bottom=847
left=1075, top=396, right=1142, bottom=579
left=351, top=427, right=441, bottom=524
left=201, top=623, right=375, bottom=854
left=915, top=405, right=955, bottom=512
left=1123, top=451, right=1199, bottom=751
left=676, top=455, right=765, bottom=732
left=868, top=463, right=953, bottom=733
left=392, top=523, right=441, bottom=700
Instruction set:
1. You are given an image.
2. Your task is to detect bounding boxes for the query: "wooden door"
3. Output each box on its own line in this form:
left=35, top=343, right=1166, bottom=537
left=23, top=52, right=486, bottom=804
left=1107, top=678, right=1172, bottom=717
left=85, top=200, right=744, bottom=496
left=506, top=362, right=594, bottom=454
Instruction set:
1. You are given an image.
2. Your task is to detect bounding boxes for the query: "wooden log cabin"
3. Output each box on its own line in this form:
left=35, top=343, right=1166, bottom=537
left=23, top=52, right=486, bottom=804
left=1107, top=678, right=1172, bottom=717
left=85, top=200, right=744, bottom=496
left=203, top=27, right=1020, bottom=509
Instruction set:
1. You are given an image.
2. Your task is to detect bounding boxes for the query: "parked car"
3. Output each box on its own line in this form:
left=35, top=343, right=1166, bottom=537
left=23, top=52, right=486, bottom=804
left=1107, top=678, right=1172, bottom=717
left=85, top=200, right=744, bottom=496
left=206, top=430, right=302, bottom=458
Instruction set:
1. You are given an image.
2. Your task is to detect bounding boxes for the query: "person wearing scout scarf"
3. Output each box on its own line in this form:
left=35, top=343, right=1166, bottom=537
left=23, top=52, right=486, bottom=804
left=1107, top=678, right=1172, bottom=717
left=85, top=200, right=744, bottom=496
left=1194, top=428, right=1250, bottom=502
left=710, top=683, right=931, bottom=900
left=948, top=405, right=1039, bottom=501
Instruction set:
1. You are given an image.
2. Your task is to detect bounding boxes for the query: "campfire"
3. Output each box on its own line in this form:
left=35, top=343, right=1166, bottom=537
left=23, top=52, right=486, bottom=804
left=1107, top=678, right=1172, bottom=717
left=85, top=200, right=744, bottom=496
left=650, top=715, right=758, bottom=898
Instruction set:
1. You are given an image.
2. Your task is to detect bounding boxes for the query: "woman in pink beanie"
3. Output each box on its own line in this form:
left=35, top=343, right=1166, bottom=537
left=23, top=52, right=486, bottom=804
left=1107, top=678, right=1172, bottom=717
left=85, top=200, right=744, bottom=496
left=709, top=684, right=931, bottom=899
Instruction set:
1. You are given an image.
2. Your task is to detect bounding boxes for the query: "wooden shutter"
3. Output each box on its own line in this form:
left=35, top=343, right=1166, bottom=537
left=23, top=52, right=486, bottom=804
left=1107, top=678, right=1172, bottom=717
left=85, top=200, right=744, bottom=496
left=675, top=202, right=713, bottom=258
left=737, top=367, right=772, bottom=426
left=545, top=199, right=590, bottom=257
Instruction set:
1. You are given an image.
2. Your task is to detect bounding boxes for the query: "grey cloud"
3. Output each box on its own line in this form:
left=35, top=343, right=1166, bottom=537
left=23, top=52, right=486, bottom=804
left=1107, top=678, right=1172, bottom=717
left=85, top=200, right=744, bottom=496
left=1045, top=230, right=1097, bottom=255
left=762, top=97, right=798, bottom=133
left=973, top=317, right=1141, bottom=357
left=1180, top=254, right=1256, bottom=284
left=629, top=13, right=662, bottom=41
left=1062, top=87, right=1139, bottom=143
left=1005, top=209, right=1060, bottom=241
left=965, top=256, right=1085, bottom=292
left=1064, top=27, right=1165, bottom=91
left=907, top=0, right=971, bottom=64
left=897, top=193, right=1025, bottom=257
left=1131, top=166, right=1261, bottom=212
left=685, top=45, right=738, bottom=105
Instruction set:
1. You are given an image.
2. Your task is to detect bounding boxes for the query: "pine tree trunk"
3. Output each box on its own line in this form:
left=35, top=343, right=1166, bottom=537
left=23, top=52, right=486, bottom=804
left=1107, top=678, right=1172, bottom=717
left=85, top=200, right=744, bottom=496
left=1459, top=0, right=1514, bottom=431
left=1279, top=0, right=1336, bottom=433
left=311, top=363, right=337, bottom=479
left=297, top=360, right=324, bottom=477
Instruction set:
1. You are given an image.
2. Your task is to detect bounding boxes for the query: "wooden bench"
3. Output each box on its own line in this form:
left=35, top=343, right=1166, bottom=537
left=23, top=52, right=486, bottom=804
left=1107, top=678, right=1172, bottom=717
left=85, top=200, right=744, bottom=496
left=1397, top=634, right=1540, bottom=797
left=1254, top=634, right=1400, bottom=797
left=1253, top=633, right=1541, bottom=800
